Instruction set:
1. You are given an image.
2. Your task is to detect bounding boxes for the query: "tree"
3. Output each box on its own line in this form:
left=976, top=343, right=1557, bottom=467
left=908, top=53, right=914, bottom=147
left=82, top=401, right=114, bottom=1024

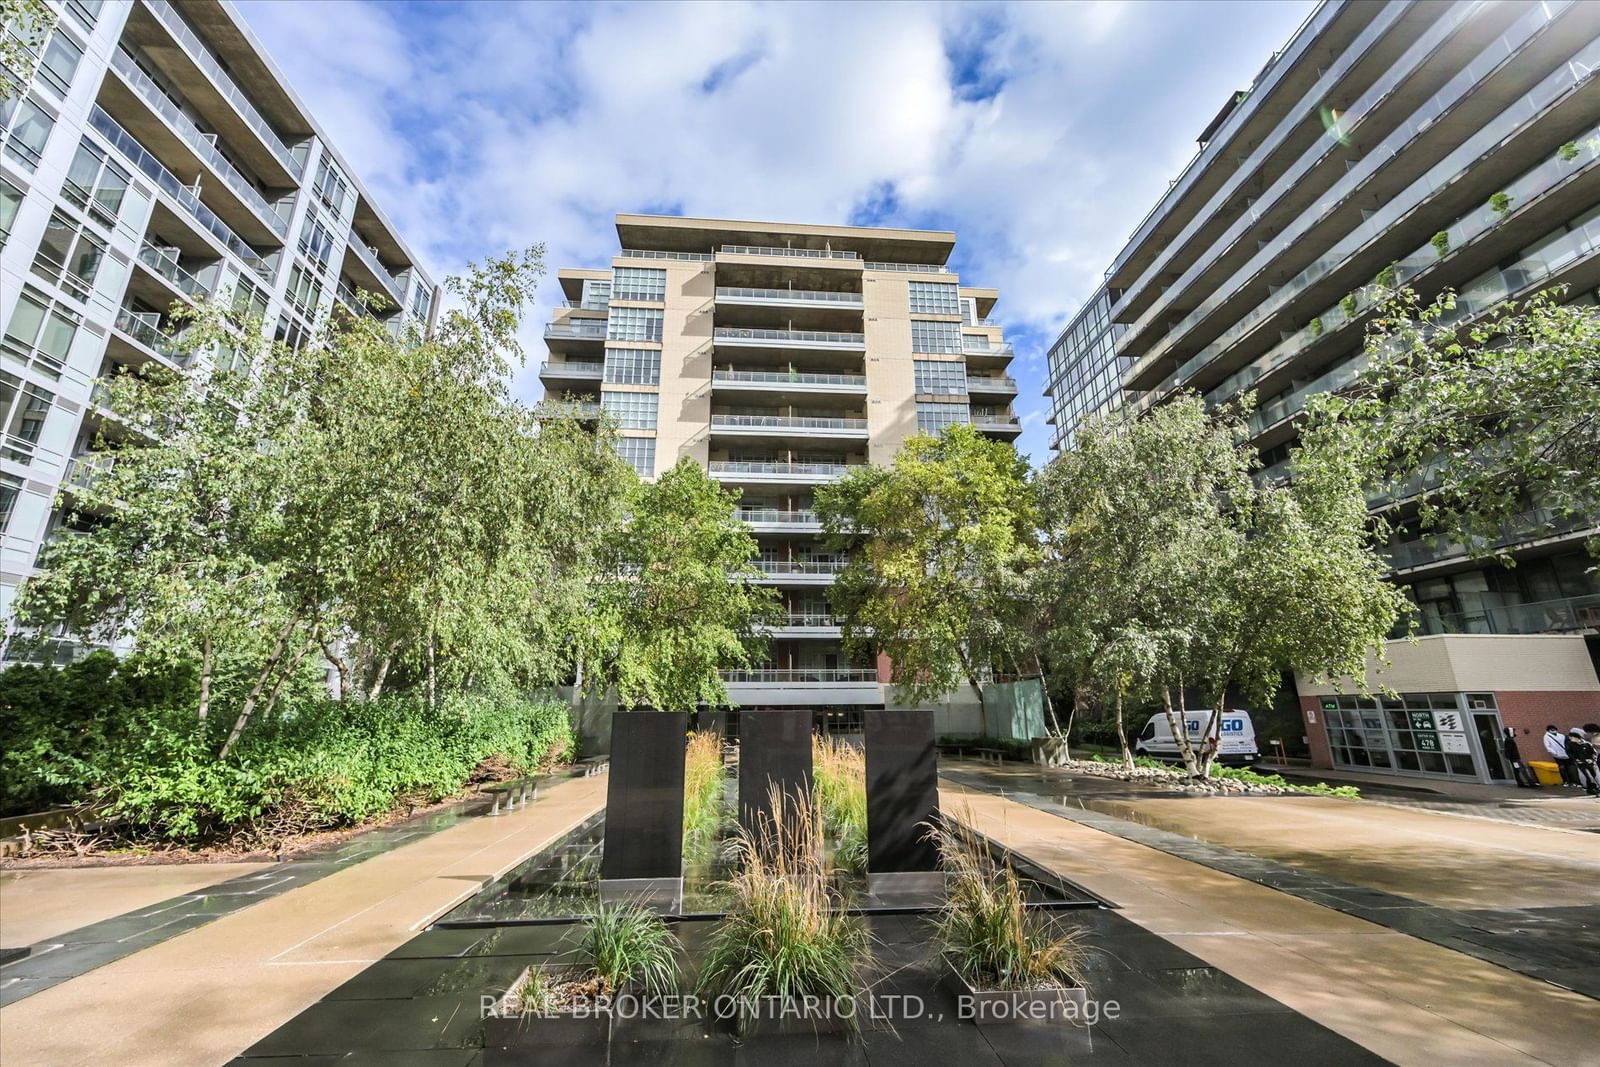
left=816, top=424, right=1051, bottom=731
left=584, top=458, right=779, bottom=712
left=1304, top=286, right=1600, bottom=556
left=1, top=0, right=53, bottom=102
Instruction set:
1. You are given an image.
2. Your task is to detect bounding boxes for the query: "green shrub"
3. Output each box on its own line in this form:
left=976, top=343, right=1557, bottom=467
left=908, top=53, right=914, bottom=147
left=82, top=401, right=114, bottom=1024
left=94, top=691, right=574, bottom=843
left=576, top=901, right=681, bottom=995
left=682, top=730, right=725, bottom=846
left=813, top=736, right=867, bottom=872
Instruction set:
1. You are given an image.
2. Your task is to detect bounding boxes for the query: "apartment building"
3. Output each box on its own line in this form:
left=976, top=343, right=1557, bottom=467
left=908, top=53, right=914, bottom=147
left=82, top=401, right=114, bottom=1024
left=542, top=214, right=1020, bottom=724
left=0, top=0, right=437, bottom=657
left=1046, top=0, right=1600, bottom=783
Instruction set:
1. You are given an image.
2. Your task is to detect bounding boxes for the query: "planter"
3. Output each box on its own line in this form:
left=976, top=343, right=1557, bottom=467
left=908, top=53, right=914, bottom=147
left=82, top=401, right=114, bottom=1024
left=600, top=710, right=687, bottom=910
left=864, top=710, right=941, bottom=893
left=738, top=709, right=814, bottom=844
left=943, top=956, right=1090, bottom=1026
left=483, top=967, right=611, bottom=1048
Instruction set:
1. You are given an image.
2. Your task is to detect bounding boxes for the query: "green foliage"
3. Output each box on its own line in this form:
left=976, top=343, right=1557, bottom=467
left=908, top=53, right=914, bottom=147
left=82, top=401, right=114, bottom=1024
left=89, top=692, right=572, bottom=842
left=1431, top=231, right=1451, bottom=257
left=586, top=458, right=778, bottom=712
left=576, top=901, right=682, bottom=995
left=1558, top=141, right=1580, bottom=162
left=1309, top=316, right=1324, bottom=338
left=1088, top=753, right=1360, bottom=796
left=818, top=423, right=1042, bottom=709
left=1374, top=263, right=1397, bottom=290
left=1, top=0, right=54, bottom=102
left=930, top=816, right=1086, bottom=991
left=0, top=652, right=194, bottom=814
left=682, top=730, right=725, bottom=844
left=1340, top=292, right=1359, bottom=317
left=699, top=790, right=869, bottom=1031
left=1488, top=191, right=1513, bottom=216
left=812, top=736, right=867, bottom=872
left=1303, top=286, right=1600, bottom=558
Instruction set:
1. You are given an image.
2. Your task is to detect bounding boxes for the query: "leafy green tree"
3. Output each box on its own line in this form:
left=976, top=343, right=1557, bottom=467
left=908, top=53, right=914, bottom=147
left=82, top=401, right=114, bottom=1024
left=584, top=458, right=779, bottom=712
left=817, top=424, right=1050, bottom=730
left=1304, top=287, right=1600, bottom=554
left=1, top=0, right=53, bottom=102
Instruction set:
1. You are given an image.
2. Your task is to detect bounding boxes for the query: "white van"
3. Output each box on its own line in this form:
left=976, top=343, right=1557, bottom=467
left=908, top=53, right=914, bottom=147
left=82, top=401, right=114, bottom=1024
left=1135, top=710, right=1260, bottom=767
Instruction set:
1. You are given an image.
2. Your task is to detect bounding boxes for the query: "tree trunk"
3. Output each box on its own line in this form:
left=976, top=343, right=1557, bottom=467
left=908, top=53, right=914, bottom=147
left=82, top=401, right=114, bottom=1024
left=318, top=633, right=350, bottom=701
left=1161, top=686, right=1200, bottom=777
left=197, top=637, right=213, bottom=722
left=367, top=646, right=396, bottom=702
left=1197, top=690, right=1227, bottom=778
left=1031, top=651, right=1063, bottom=736
left=426, top=630, right=437, bottom=711
left=262, top=638, right=316, bottom=721
left=1063, top=688, right=1084, bottom=762
left=1114, top=689, right=1132, bottom=771
left=220, top=615, right=299, bottom=760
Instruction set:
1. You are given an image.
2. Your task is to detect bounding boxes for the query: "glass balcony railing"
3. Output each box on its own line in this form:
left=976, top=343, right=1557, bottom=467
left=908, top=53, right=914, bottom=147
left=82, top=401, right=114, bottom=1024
left=723, top=667, right=877, bottom=683
left=713, top=369, right=866, bottom=388
left=710, top=460, right=857, bottom=479
left=65, top=453, right=115, bottom=490
left=1387, top=508, right=1595, bottom=572
left=543, top=321, right=608, bottom=340
left=712, top=414, right=867, bottom=432
left=714, top=327, right=865, bottom=347
left=1415, top=593, right=1600, bottom=637
left=716, top=286, right=864, bottom=305
left=973, top=414, right=1022, bottom=430
left=1153, top=29, right=1600, bottom=391
left=109, top=48, right=291, bottom=239
left=137, top=242, right=219, bottom=300
left=89, top=106, right=275, bottom=281
left=753, top=558, right=848, bottom=575
left=541, top=400, right=602, bottom=419
left=722, top=244, right=860, bottom=261
left=618, top=249, right=713, bottom=261
left=962, top=341, right=1014, bottom=357
left=539, top=360, right=604, bottom=378
left=769, top=613, right=842, bottom=628
left=736, top=508, right=819, bottom=525
left=967, top=375, right=1019, bottom=393
left=1117, top=0, right=1458, bottom=326
left=864, top=261, right=954, bottom=273
left=144, top=0, right=303, bottom=177
left=346, top=237, right=405, bottom=304
left=114, top=308, right=186, bottom=364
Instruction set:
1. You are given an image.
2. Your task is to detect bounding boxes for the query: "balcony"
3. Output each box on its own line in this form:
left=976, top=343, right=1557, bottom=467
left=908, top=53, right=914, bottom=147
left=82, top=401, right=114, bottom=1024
left=763, top=613, right=845, bottom=638
left=721, top=245, right=860, bottom=261
left=736, top=507, right=820, bottom=533
left=143, top=0, right=304, bottom=180
left=713, top=369, right=867, bottom=397
left=619, top=249, right=713, bottom=262
left=710, top=413, right=869, bottom=440
left=63, top=453, right=115, bottom=492
left=716, top=286, right=864, bottom=309
left=541, top=400, right=602, bottom=420
left=966, top=375, right=1019, bottom=396
left=864, top=261, right=954, bottom=273
left=106, top=47, right=292, bottom=242
left=344, top=237, right=406, bottom=306
left=1416, top=593, right=1600, bottom=637
left=750, top=558, right=847, bottom=585
left=539, top=360, right=605, bottom=383
left=135, top=242, right=219, bottom=303
left=711, top=460, right=858, bottom=486
left=113, top=308, right=187, bottom=367
left=721, top=667, right=881, bottom=704
left=714, top=327, right=865, bottom=351
left=88, top=106, right=275, bottom=281
left=972, top=413, right=1022, bottom=437
left=1387, top=508, right=1597, bottom=574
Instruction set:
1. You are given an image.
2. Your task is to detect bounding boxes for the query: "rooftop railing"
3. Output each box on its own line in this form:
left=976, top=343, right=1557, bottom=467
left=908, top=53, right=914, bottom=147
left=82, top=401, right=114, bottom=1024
left=722, top=244, right=860, bottom=260
left=619, top=249, right=713, bottom=261
left=865, top=261, right=954, bottom=273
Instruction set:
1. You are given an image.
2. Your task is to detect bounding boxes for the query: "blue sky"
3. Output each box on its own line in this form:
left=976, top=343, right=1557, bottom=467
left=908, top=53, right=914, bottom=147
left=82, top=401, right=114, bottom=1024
left=237, top=0, right=1313, bottom=463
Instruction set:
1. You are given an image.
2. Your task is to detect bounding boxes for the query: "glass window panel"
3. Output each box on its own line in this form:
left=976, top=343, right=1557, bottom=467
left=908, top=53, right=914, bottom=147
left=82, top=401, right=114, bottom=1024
left=908, top=281, right=959, bottom=315
left=601, top=390, right=658, bottom=429
left=604, top=348, right=660, bottom=385
left=913, top=359, right=966, bottom=395
left=0, top=471, right=20, bottom=530
left=911, top=319, right=961, bottom=354
left=3, top=98, right=55, bottom=170
left=916, top=400, right=969, bottom=435
left=612, top=267, right=665, bottom=301
left=0, top=175, right=23, bottom=242
left=606, top=306, right=662, bottom=342
left=616, top=436, right=655, bottom=476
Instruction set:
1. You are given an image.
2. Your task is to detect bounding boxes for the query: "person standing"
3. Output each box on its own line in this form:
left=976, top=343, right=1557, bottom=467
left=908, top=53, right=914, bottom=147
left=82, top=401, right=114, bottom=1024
left=1544, top=724, right=1575, bottom=787
left=1566, top=728, right=1600, bottom=797
left=1503, top=728, right=1538, bottom=788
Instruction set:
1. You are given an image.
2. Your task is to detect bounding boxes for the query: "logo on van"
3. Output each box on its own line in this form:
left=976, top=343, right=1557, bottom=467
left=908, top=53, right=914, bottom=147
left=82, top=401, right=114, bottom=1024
left=1185, top=718, right=1246, bottom=734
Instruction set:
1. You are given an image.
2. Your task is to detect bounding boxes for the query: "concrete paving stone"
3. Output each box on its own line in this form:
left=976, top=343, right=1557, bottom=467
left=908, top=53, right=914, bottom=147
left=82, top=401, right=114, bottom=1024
left=1098, top=1008, right=1387, bottom=1066
left=975, top=1021, right=1132, bottom=1066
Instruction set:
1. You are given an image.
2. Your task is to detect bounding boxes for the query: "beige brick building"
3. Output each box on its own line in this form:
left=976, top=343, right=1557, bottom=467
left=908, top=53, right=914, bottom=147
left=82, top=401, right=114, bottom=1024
left=541, top=214, right=1018, bottom=720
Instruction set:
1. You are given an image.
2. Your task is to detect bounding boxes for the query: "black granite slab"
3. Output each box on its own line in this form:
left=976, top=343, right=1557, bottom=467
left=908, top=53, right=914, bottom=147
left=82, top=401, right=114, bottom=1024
left=600, top=711, right=688, bottom=882
left=865, top=710, right=941, bottom=874
left=737, top=709, right=813, bottom=843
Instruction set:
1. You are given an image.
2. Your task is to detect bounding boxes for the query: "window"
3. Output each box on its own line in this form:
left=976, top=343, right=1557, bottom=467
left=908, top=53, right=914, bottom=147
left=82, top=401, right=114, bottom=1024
left=409, top=284, right=432, bottom=323
left=312, top=156, right=348, bottom=215
left=64, top=0, right=104, bottom=30
left=298, top=214, right=335, bottom=269
left=601, top=390, right=658, bottom=429
left=581, top=279, right=611, bottom=310
left=232, top=278, right=269, bottom=322
left=61, top=139, right=130, bottom=227
left=2, top=96, right=55, bottom=171
left=914, top=359, right=966, bottom=395
left=274, top=313, right=310, bottom=353
left=617, top=436, right=655, bottom=477
left=613, top=267, right=666, bottom=301
left=285, top=262, right=324, bottom=318
left=0, top=370, right=54, bottom=462
left=31, top=209, right=105, bottom=303
left=604, top=348, right=660, bottom=385
left=910, top=319, right=961, bottom=354
left=2, top=287, right=78, bottom=379
left=0, top=471, right=21, bottom=531
left=908, top=281, right=959, bottom=316
left=607, top=306, right=663, bottom=342
left=916, top=400, right=969, bottom=435
left=961, top=296, right=977, bottom=325
left=34, top=31, right=83, bottom=97
left=0, top=176, right=22, bottom=246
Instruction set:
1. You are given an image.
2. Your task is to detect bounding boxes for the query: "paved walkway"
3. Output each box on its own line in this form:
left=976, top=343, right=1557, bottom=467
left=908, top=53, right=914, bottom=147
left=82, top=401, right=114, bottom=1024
left=1257, top=762, right=1600, bottom=829
left=0, top=772, right=608, bottom=1066
left=1, top=862, right=270, bottom=949
left=942, top=777, right=1600, bottom=1067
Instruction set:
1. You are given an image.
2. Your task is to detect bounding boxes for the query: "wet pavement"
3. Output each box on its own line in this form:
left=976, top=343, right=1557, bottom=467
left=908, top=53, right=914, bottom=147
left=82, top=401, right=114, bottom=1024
left=943, top=762, right=1600, bottom=1000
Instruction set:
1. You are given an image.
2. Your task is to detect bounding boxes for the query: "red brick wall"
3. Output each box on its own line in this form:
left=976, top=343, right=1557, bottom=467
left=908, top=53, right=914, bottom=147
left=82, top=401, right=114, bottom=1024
left=1495, top=691, right=1600, bottom=754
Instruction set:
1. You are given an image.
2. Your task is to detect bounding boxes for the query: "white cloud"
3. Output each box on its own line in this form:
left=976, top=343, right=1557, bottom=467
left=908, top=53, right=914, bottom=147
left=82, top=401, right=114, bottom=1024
left=237, top=0, right=1314, bottom=461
